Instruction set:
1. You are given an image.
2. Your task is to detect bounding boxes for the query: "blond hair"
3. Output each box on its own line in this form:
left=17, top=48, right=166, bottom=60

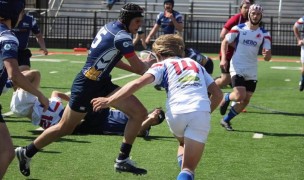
left=152, top=34, right=185, bottom=58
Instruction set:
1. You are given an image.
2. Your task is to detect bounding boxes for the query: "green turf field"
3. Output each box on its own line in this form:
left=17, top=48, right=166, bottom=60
left=2, top=49, right=304, bottom=180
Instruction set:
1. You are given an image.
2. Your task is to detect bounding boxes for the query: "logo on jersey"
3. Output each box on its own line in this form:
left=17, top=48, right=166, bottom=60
left=4, top=44, right=12, bottom=50
left=243, top=39, right=257, bottom=46
left=123, top=41, right=133, bottom=48
left=256, top=33, right=262, bottom=39
left=178, top=75, right=199, bottom=83
left=3, top=43, right=18, bottom=51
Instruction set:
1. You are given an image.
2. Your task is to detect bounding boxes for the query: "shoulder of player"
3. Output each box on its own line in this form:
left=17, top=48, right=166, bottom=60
left=228, top=13, right=242, bottom=21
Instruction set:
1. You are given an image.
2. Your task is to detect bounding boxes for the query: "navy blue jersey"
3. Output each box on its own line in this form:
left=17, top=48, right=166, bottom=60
left=0, top=23, right=19, bottom=77
left=75, top=108, right=129, bottom=135
left=12, top=14, right=40, bottom=50
left=156, top=10, right=183, bottom=34
left=82, top=21, right=136, bottom=81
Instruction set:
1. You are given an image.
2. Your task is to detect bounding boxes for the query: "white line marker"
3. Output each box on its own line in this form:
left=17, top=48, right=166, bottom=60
left=49, top=71, right=58, bottom=74
left=253, top=133, right=263, bottom=139
left=31, top=59, right=67, bottom=62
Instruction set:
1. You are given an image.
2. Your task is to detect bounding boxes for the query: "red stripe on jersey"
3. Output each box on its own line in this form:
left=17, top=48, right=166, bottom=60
left=297, top=21, right=303, bottom=24
left=151, top=63, right=162, bottom=68
left=229, top=29, right=239, bottom=33
left=264, top=36, right=272, bottom=42
left=124, top=52, right=136, bottom=58
left=53, top=102, right=61, bottom=111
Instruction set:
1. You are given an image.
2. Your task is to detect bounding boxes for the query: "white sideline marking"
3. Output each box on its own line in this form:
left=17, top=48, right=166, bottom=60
left=284, top=79, right=290, bottom=82
left=31, top=59, right=67, bottom=62
left=2, top=73, right=137, bottom=117
left=271, top=66, right=301, bottom=70
left=49, top=71, right=58, bottom=74
left=253, top=133, right=263, bottom=139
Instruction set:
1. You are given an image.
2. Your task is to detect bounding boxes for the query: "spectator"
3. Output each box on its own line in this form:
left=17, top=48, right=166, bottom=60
left=91, top=34, right=222, bottom=180
left=145, top=0, right=183, bottom=45
left=12, top=8, right=48, bottom=72
left=219, top=4, right=271, bottom=131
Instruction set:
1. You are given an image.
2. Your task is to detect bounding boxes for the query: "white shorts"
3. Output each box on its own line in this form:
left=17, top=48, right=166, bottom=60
left=301, top=46, right=304, bottom=63
left=165, top=111, right=210, bottom=143
left=10, top=88, right=37, bottom=117
left=230, top=65, right=257, bottom=81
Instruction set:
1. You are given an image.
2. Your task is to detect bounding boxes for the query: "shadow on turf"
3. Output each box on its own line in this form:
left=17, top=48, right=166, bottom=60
left=245, top=111, right=304, bottom=117
left=233, top=130, right=304, bottom=137
left=142, top=135, right=175, bottom=141
left=40, top=86, right=70, bottom=90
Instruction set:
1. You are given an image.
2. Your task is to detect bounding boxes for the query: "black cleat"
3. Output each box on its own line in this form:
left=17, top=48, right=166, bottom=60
left=15, top=147, right=31, bottom=177
left=114, top=157, right=147, bottom=175
left=220, top=119, right=234, bottom=131
left=154, top=85, right=162, bottom=91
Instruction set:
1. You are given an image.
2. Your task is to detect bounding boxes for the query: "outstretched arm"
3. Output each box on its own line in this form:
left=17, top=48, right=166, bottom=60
left=91, top=73, right=154, bottom=111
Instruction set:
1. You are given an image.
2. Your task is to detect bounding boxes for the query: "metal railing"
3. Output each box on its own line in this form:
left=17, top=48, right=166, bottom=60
left=27, top=13, right=299, bottom=56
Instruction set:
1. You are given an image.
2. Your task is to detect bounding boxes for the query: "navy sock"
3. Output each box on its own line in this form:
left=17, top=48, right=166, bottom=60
left=177, top=170, right=194, bottom=180
left=5, top=80, right=13, bottom=88
left=118, top=143, right=132, bottom=160
left=25, top=143, right=39, bottom=158
left=225, top=93, right=231, bottom=102
left=223, top=107, right=238, bottom=123
left=301, top=75, right=304, bottom=82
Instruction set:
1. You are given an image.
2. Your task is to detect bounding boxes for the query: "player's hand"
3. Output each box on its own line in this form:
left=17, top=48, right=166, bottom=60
left=91, top=97, right=110, bottom=112
left=297, top=40, right=304, bottom=46
left=262, top=48, right=271, bottom=61
left=38, top=94, right=49, bottom=112
left=219, top=58, right=228, bottom=71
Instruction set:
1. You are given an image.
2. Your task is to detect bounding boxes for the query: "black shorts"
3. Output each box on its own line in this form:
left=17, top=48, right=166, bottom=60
left=69, top=72, right=119, bottom=113
left=18, top=49, right=32, bottom=67
left=0, top=104, right=4, bottom=123
left=231, top=75, right=257, bottom=93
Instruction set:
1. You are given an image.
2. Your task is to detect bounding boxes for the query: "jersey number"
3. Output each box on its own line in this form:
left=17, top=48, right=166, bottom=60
left=40, top=115, right=53, bottom=129
left=171, top=60, right=199, bottom=75
left=91, top=27, right=107, bottom=48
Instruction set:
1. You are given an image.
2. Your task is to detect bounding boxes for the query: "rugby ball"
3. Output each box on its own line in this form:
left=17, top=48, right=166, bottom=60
left=139, top=50, right=158, bottom=61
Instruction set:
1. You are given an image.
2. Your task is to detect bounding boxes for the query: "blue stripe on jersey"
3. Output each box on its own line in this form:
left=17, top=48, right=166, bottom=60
left=237, top=23, right=246, bottom=29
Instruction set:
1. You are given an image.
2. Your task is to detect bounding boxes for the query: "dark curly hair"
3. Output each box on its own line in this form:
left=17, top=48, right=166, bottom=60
left=119, top=3, right=144, bottom=32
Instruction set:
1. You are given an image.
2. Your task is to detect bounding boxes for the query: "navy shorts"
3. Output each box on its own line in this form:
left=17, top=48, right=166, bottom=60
left=0, top=104, right=4, bottom=123
left=69, top=72, right=119, bottom=113
left=204, top=59, right=214, bottom=75
left=18, top=49, right=32, bottom=67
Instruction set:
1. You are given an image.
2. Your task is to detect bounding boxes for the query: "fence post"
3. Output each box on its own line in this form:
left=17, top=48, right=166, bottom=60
left=229, top=3, right=232, bottom=18
left=270, top=16, right=273, bottom=45
left=196, top=20, right=199, bottom=50
left=93, top=11, right=97, bottom=39
left=44, top=11, right=48, bottom=38
left=66, top=17, right=70, bottom=49
left=189, top=1, right=194, bottom=39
